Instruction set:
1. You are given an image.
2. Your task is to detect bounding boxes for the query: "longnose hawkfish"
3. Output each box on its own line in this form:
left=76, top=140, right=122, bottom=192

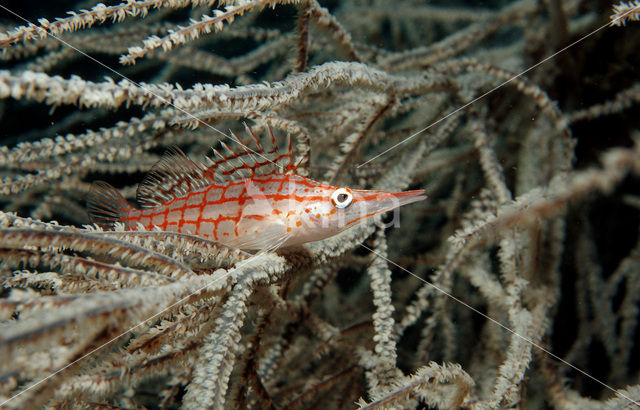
left=87, top=128, right=426, bottom=250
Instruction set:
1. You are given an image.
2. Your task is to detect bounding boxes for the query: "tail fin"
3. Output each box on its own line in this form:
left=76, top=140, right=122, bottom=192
left=87, top=181, right=133, bottom=230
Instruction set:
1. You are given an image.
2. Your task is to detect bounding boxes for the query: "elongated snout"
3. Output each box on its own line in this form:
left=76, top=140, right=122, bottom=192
left=342, top=189, right=426, bottom=228
left=360, top=189, right=426, bottom=215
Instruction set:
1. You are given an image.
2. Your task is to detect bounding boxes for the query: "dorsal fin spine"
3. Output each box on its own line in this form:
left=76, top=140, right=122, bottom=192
left=245, top=124, right=263, bottom=152
left=230, top=130, right=248, bottom=154
left=267, top=125, right=278, bottom=153
left=213, top=148, right=225, bottom=161
left=231, top=130, right=259, bottom=168
left=136, top=128, right=295, bottom=208
left=136, top=146, right=212, bottom=208
left=286, top=133, right=295, bottom=173
left=220, top=141, right=235, bottom=157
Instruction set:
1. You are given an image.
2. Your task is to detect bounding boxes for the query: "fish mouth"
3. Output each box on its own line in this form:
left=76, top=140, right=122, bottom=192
left=389, top=189, right=427, bottom=208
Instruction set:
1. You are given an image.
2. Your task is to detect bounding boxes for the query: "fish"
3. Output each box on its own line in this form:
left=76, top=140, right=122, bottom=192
left=87, top=127, right=426, bottom=250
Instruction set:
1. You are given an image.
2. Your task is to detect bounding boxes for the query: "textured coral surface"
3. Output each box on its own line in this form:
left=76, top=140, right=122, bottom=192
left=1, top=1, right=640, bottom=408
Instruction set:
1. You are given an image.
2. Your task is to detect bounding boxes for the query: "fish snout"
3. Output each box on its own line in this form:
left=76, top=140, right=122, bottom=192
left=359, top=189, right=426, bottom=215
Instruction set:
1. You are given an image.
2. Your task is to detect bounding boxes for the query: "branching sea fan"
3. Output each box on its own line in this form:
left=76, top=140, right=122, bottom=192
left=0, top=1, right=640, bottom=408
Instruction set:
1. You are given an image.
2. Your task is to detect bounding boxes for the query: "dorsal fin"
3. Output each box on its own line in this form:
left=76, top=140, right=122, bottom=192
left=136, top=127, right=298, bottom=208
left=203, top=125, right=298, bottom=183
left=136, top=146, right=213, bottom=208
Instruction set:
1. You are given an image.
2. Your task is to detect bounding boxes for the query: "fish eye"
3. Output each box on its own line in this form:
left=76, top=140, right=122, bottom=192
left=330, top=188, right=353, bottom=209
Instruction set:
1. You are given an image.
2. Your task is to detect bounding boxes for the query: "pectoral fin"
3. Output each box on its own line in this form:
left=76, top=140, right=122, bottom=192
left=224, top=220, right=291, bottom=251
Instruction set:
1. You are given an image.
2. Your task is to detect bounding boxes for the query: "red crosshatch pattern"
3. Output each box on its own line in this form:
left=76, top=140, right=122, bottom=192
left=122, top=174, right=332, bottom=242
left=87, top=131, right=426, bottom=250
